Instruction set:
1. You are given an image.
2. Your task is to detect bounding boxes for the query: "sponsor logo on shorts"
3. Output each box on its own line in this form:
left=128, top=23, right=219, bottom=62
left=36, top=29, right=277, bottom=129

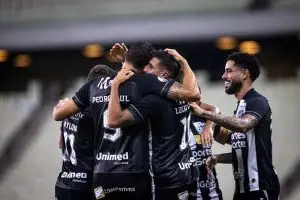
left=104, top=187, right=136, bottom=194
left=177, top=190, right=189, bottom=200
left=94, top=186, right=105, bottom=199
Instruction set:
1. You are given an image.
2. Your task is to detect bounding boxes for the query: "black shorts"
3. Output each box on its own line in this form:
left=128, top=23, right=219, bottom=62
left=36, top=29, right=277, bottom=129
left=93, top=172, right=152, bottom=200
left=155, top=181, right=197, bottom=200
left=55, top=186, right=93, bottom=200
left=233, top=189, right=280, bottom=200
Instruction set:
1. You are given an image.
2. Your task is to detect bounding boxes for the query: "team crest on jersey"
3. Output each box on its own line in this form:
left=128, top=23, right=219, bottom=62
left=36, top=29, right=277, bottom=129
left=193, top=121, right=205, bottom=133
left=157, top=76, right=168, bottom=82
left=177, top=190, right=189, bottom=200
left=94, top=186, right=105, bottom=199
left=97, top=77, right=113, bottom=89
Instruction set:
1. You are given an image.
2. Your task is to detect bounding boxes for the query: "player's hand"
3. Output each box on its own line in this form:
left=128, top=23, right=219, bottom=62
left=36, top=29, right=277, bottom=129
left=108, top=43, right=128, bottom=63
left=201, top=127, right=213, bottom=148
left=114, top=67, right=134, bottom=85
left=206, top=155, right=217, bottom=171
left=189, top=102, right=205, bottom=116
left=164, top=48, right=187, bottom=64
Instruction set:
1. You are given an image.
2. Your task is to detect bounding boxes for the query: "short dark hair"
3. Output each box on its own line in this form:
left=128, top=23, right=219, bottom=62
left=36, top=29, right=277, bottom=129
left=126, top=41, right=155, bottom=70
left=152, top=49, right=181, bottom=79
left=227, top=52, right=260, bottom=82
left=86, top=65, right=117, bottom=82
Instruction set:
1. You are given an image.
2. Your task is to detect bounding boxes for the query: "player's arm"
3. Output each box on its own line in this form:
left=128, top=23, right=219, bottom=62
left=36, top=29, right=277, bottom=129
left=53, top=99, right=80, bottom=121
left=166, top=82, right=200, bottom=102
left=107, top=68, right=135, bottom=128
left=198, top=101, right=220, bottom=147
left=164, top=48, right=200, bottom=102
left=53, top=81, right=92, bottom=121
left=135, top=74, right=200, bottom=102
left=215, top=153, right=232, bottom=164
left=165, top=48, right=200, bottom=101
left=190, top=102, right=259, bottom=133
left=213, top=124, right=232, bottom=145
left=206, top=152, right=232, bottom=170
left=108, top=69, right=162, bottom=128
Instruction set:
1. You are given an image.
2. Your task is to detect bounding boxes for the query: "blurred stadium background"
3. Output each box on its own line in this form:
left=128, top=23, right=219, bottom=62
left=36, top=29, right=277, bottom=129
left=0, top=0, right=300, bottom=199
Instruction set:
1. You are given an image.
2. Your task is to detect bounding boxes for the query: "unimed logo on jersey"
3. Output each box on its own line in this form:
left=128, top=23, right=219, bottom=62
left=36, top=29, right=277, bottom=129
left=178, top=156, right=196, bottom=170
left=97, top=77, right=113, bottom=89
left=61, top=172, right=87, bottom=179
left=96, top=152, right=129, bottom=161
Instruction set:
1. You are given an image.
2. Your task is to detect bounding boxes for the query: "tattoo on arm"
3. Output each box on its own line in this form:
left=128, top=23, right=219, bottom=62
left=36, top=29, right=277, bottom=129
left=167, top=82, right=200, bottom=102
left=201, top=112, right=259, bottom=133
left=216, top=153, right=232, bottom=164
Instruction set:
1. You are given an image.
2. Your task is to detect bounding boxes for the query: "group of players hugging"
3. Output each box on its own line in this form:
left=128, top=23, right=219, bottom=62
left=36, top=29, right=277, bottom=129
left=53, top=41, right=280, bottom=200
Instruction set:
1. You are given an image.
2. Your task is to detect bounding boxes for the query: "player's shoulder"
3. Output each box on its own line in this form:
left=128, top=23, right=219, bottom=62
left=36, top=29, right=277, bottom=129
left=131, top=73, right=169, bottom=83
left=246, top=89, right=269, bottom=103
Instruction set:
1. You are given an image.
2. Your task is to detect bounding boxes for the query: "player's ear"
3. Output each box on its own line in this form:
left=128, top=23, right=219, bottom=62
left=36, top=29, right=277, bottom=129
left=162, top=70, right=169, bottom=79
left=242, top=69, right=250, bottom=80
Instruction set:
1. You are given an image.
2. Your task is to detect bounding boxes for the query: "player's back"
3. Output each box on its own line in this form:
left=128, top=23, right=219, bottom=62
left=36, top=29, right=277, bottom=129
left=73, top=73, right=177, bottom=199
left=55, top=108, right=94, bottom=200
left=93, top=79, right=150, bottom=174
left=89, top=75, right=153, bottom=199
left=150, top=99, right=198, bottom=189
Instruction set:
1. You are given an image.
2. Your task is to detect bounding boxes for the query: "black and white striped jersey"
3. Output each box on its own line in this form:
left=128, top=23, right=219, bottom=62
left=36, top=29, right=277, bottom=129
left=231, top=88, right=279, bottom=193
left=189, top=115, right=223, bottom=200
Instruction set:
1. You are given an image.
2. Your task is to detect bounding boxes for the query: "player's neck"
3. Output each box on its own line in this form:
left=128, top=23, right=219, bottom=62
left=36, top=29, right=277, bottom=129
left=234, top=84, right=253, bottom=100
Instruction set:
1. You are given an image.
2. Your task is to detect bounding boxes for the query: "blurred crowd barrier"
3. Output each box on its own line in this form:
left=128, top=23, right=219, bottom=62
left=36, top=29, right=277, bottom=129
left=0, top=81, right=41, bottom=153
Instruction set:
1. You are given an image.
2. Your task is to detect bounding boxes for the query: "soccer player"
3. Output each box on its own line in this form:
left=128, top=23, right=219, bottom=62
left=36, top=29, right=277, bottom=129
left=190, top=52, right=280, bottom=200
left=53, top=42, right=200, bottom=200
left=55, top=65, right=114, bottom=200
left=189, top=114, right=223, bottom=200
left=107, top=49, right=202, bottom=200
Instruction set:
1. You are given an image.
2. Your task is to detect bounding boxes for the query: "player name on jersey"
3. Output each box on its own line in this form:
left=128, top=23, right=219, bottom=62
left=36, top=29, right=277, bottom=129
left=63, top=121, right=78, bottom=132
left=92, top=95, right=130, bottom=103
left=175, top=104, right=190, bottom=115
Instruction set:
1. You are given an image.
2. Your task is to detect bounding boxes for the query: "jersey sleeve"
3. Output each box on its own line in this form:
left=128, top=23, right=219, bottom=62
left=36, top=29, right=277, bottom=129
left=244, top=97, right=269, bottom=121
left=72, top=80, right=94, bottom=110
left=131, top=74, right=175, bottom=97
left=127, top=94, right=163, bottom=123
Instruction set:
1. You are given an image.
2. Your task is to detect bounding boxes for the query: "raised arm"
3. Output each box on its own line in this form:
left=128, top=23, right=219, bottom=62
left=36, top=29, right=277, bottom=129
left=165, top=48, right=200, bottom=102
left=107, top=68, right=135, bottom=128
